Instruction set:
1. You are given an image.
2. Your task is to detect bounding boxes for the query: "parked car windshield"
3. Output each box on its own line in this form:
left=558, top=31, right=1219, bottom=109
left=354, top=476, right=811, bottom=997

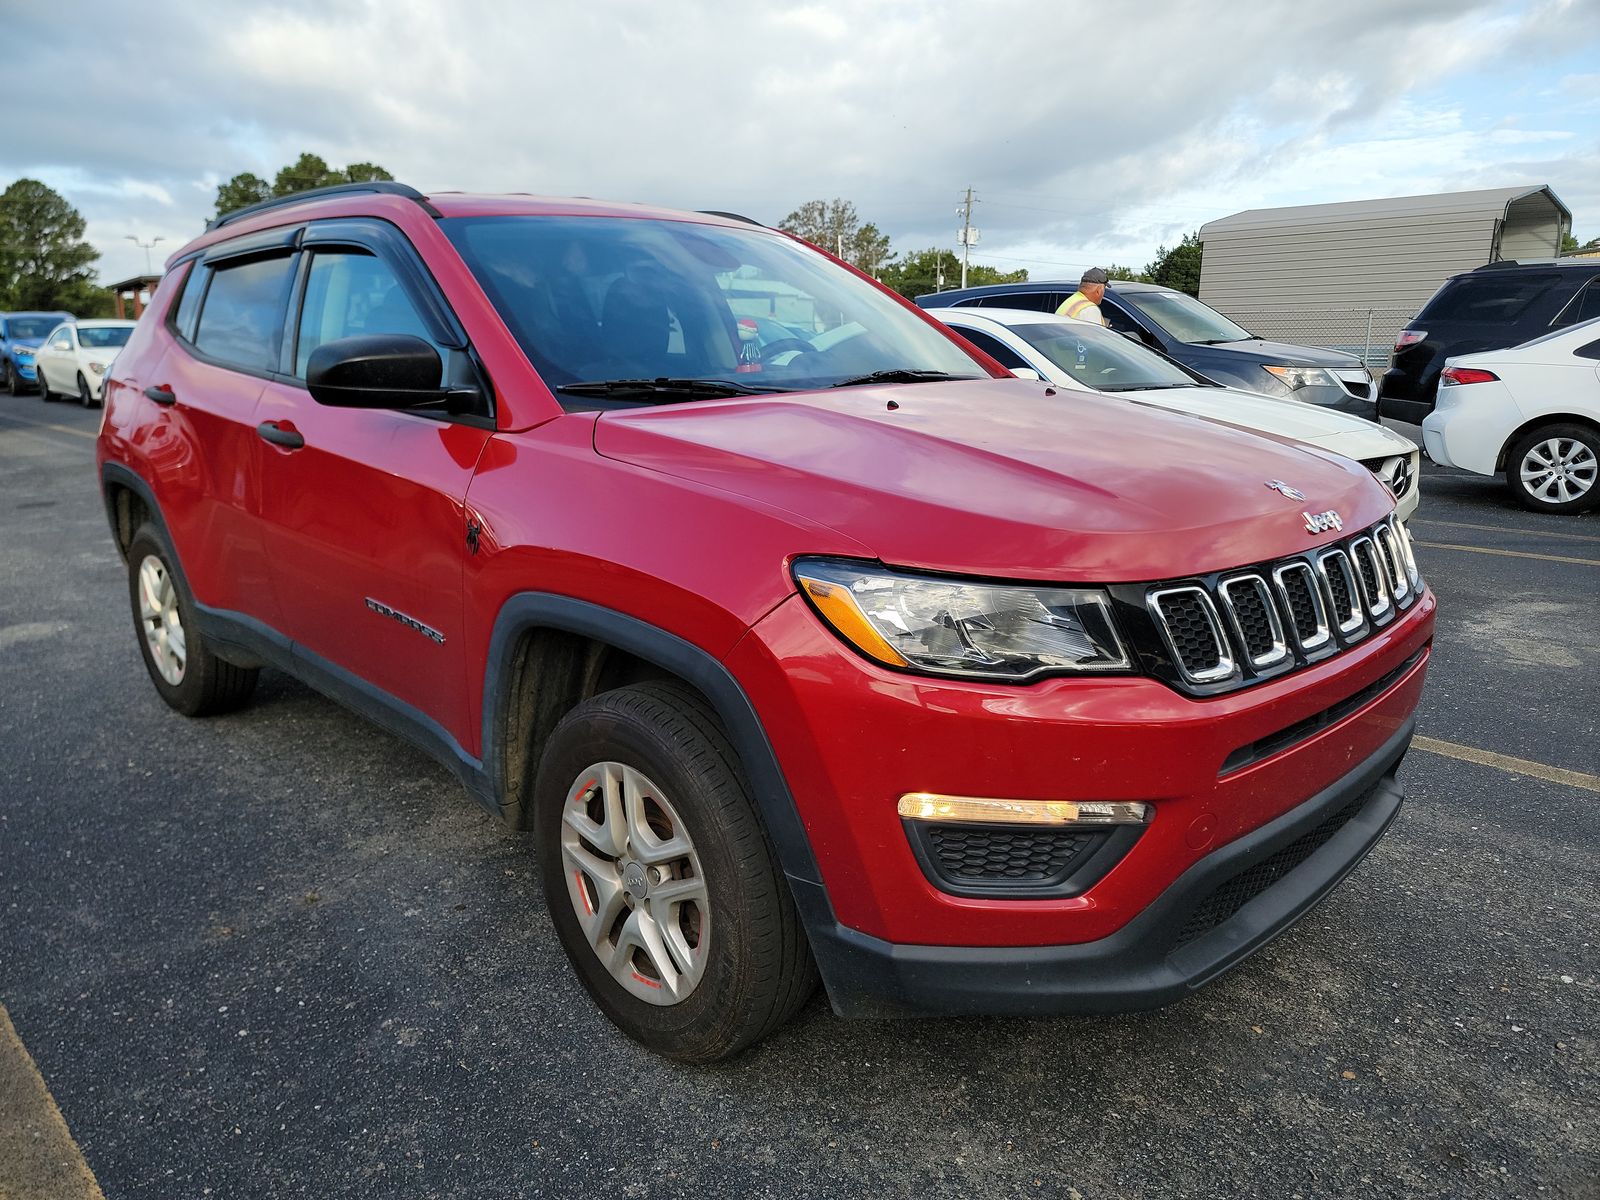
left=1009, top=319, right=1199, bottom=391
left=6, top=317, right=60, bottom=340
left=77, top=326, right=133, bottom=349
left=1121, top=291, right=1252, bottom=344
left=442, top=215, right=985, bottom=394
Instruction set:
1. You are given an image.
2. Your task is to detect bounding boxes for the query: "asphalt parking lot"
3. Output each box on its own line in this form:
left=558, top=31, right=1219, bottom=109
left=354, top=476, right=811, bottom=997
left=1, top=396, right=1595, bottom=1199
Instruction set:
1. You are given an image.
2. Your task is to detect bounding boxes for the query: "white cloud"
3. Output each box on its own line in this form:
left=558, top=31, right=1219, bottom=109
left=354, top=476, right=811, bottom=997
left=0, top=0, right=1596, bottom=284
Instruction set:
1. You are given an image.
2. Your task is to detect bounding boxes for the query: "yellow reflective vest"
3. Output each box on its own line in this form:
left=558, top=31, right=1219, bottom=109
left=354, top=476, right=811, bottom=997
left=1056, top=290, right=1106, bottom=326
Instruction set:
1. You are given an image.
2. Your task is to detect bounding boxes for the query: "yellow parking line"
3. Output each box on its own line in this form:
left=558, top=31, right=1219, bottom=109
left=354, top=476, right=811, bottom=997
left=1413, top=736, right=1600, bottom=795
left=0, top=411, right=98, bottom=441
left=1412, top=540, right=1600, bottom=568
left=0, top=1004, right=106, bottom=1200
left=1412, top=517, right=1600, bottom=545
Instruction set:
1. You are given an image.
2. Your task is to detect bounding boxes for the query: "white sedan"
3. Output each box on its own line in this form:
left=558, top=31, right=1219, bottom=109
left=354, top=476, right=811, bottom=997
left=933, top=307, right=1422, bottom=520
left=34, top=319, right=137, bottom=407
left=1421, top=319, right=1600, bottom=514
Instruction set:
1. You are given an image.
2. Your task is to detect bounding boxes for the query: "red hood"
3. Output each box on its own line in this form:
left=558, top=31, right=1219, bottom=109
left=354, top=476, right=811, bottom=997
left=592, top=379, right=1394, bottom=582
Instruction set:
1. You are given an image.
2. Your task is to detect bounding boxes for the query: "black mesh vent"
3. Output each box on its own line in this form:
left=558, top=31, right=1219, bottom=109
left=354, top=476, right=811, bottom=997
left=1377, top=535, right=1401, bottom=592
left=1155, top=592, right=1221, bottom=675
left=1325, top=559, right=1355, bottom=622
left=926, top=825, right=1096, bottom=882
left=1227, top=583, right=1276, bottom=659
left=1281, top=570, right=1320, bottom=641
left=1354, top=545, right=1381, bottom=607
left=1173, top=788, right=1374, bottom=946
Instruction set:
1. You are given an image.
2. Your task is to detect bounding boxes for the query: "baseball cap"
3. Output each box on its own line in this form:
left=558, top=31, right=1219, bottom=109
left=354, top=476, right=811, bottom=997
left=1080, top=267, right=1109, bottom=285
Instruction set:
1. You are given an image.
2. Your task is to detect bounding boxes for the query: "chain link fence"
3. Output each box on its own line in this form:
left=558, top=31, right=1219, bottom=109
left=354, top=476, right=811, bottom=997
left=1219, top=308, right=1420, bottom=368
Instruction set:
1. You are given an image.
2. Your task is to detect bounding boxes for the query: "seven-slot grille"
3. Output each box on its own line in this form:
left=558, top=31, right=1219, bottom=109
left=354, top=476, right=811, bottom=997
left=1146, top=515, right=1421, bottom=691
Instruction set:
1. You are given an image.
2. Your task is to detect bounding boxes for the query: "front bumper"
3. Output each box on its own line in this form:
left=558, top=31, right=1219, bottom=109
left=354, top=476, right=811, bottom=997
left=10, top=359, right=37, bottom=382
left=806, top=718, right=1412, bottom=1017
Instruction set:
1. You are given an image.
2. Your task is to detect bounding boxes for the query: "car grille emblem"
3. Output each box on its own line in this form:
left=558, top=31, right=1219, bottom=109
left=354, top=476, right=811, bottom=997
left=1265, top=480, right=1306, bottom=500
left=1303, top=510, right=1344, bottom=534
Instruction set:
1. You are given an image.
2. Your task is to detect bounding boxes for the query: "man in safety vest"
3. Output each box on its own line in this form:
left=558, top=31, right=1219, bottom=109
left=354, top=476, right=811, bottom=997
left=1056, top=267, right=1109, bottom=326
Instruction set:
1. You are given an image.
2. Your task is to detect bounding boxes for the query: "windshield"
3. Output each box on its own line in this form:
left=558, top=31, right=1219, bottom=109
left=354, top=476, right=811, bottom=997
left=442, top=215, right=985, bottom=395
left=1122, top=291, right=1252, bottom=344
left=1010, top=320, right=1199, bottom=391
left=78, top=326, right=133, bottom=349
left=7, top=317, right=61, bottom=340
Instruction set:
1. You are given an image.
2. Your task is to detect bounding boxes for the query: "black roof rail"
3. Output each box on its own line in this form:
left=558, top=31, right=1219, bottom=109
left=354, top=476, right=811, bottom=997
left=208, top=181, right=432, bottom=231
left=697, top=210, right=764, bottom=227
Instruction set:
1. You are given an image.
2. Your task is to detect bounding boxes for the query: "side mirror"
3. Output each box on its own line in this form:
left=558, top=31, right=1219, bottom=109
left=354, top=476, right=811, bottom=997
left=1010, top=366, right=1043, bottom=381
left=306, top=334, right=461, bottom=409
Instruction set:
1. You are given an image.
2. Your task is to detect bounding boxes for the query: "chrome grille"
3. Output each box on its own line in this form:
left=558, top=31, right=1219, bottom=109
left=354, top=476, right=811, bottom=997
left=1143, top=515, right=1421, bottom=692
left=1147, top=586, right=1233, bottom=684
left=1219, top=575, right=1288, bottom=668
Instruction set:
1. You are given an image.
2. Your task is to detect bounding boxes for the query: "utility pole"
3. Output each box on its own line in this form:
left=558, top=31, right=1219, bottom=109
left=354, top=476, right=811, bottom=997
left=956, top=188, right=978, bottom=289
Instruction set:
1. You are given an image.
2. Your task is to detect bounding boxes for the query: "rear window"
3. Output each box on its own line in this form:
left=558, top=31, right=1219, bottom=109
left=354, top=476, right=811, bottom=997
left=1420, top=273, right=1561, bottom=323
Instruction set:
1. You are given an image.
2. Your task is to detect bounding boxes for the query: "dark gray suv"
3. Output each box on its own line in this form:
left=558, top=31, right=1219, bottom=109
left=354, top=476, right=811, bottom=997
left=917, top=280, right=1377, bottom=419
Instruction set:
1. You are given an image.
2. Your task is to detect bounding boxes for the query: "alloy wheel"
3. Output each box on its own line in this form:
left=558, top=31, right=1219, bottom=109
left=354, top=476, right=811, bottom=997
left=1520, top=437, right=1598, bottom=505
left=137, top=554, right=186, bottom=685
left=559, top=761, right=710, bottom=1005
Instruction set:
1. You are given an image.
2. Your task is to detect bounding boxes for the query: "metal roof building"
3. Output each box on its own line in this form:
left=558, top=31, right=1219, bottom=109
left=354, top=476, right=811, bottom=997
left=1195, top=186, right=1572, bottom=363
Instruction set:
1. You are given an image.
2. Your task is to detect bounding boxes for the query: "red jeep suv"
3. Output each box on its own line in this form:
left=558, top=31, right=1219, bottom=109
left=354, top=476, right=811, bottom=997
left=97, top=183, right=1434, bottom=1061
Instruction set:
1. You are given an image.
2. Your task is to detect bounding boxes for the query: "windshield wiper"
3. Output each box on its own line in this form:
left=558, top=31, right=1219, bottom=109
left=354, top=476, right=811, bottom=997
left=829, top=369, right=978, bottom=387
left=556, top=377, right=791, bottom=401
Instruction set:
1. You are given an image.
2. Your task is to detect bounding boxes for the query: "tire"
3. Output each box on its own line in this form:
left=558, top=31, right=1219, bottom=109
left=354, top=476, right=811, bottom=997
left=78, top=372, right=95, bottom=408
left=1505, top=423, right=1600, bottom=515
left=534, top=681, right=817, bottom=1062
left=34, top=366, right=50, bottom=400
left=1, top=361, right=12, bottom=395
left=126, top=524, right=259, bottom=716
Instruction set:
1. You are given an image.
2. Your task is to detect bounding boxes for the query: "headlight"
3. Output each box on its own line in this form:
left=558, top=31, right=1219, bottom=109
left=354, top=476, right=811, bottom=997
left=793, top=558, right=1130, bottom=680
left=1262, top=364, right=1332, bottom=391
left=14, top=347, right=34, bottom=361
left=88, top=362, right=106, bottom=374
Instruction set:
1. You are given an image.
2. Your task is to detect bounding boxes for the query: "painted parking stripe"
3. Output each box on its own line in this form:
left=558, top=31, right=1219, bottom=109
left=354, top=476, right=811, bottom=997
left=1413, top=736, right=1600, bottom=795
left=1412, top=517, right=1600, bottom=546
left=0, top=1004, right=106, bottom=1200
left=0, top=411, right=98, bottom=441
left=1412, top=540, right=1600, bottom=568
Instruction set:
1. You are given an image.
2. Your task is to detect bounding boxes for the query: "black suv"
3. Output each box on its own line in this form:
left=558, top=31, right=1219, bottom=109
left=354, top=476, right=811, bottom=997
left=916, top=280, right=1377, bottom=418
left=1380, top=259, right=1600, bottom=425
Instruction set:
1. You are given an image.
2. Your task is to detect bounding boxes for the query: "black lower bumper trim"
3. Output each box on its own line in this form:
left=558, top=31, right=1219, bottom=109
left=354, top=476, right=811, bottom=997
left=807, top=718, right=1413, bottom=1018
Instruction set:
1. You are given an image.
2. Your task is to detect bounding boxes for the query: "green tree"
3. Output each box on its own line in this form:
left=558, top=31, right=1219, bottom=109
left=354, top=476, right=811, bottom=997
left=0, top=179, right=100, bottom=311
left=779, top=199, right=894, bottom=275
left=1106, top=263, right=1148, bottom=283
left=1561, top=230, right=1599, bottom=256
left=213, top=156, right=396, bottom=219
left=879, top=247, right=1028, bottom=300
left=1142, top=231, right=1203, bottom=296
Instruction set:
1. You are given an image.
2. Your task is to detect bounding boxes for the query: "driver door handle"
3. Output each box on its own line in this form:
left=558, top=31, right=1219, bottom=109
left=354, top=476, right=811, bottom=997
left=256, top=420, right=305, bottom=450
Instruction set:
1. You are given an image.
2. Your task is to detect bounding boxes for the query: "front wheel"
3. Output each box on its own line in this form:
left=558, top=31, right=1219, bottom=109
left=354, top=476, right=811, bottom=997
left=126, top=524, right=259, bottom=715
left=78, top=372, right=95, bottom=408
left=1506, top=423, right=1600, bottom=514
left=34, top=367, right=49, bottom=400
left=534, top=681, right=817, bottom=1062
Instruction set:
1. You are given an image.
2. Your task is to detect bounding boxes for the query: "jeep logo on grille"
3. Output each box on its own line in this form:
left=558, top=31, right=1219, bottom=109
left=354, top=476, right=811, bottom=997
left=1303, top=510, right=1343, bottom=534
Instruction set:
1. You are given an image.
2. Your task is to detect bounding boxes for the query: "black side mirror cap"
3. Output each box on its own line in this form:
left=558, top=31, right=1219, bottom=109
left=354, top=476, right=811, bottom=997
left=306, top=334, right=471, bottom=409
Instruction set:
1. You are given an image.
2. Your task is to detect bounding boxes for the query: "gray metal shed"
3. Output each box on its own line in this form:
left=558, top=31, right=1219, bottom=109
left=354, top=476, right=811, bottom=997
left=1196, top=186, right=1572, bottom=363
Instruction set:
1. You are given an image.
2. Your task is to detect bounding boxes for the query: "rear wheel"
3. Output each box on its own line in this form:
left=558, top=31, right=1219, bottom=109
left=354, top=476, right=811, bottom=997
left=126, top=524, right=259, bottom=715
left=534, top=681, right=816, bottom=1062
left=1506, top=423, right=1600, bottom=514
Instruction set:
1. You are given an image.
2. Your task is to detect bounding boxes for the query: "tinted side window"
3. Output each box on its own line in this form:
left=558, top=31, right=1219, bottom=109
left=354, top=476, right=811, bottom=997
left=957, top=328, right=1030, bottom=370
left=1420, top=273, right=1560, bottom=323
left=193, top=254, right=297, bottom=371
left=1551, top=278, right=1600, bottom=329
left=1576, top=338, right=1600, bottom=361
left=977, top=293, right=1058, bottom=313
left=51, top=330, right=73, bottom=350
left=294, top=250, right=439, bottom=378
left=172, top=263, right=208, bottom=342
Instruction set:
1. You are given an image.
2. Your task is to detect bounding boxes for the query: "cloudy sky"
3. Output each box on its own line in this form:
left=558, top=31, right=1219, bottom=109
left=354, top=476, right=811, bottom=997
left=7, top=0, right=1599, bottom=285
